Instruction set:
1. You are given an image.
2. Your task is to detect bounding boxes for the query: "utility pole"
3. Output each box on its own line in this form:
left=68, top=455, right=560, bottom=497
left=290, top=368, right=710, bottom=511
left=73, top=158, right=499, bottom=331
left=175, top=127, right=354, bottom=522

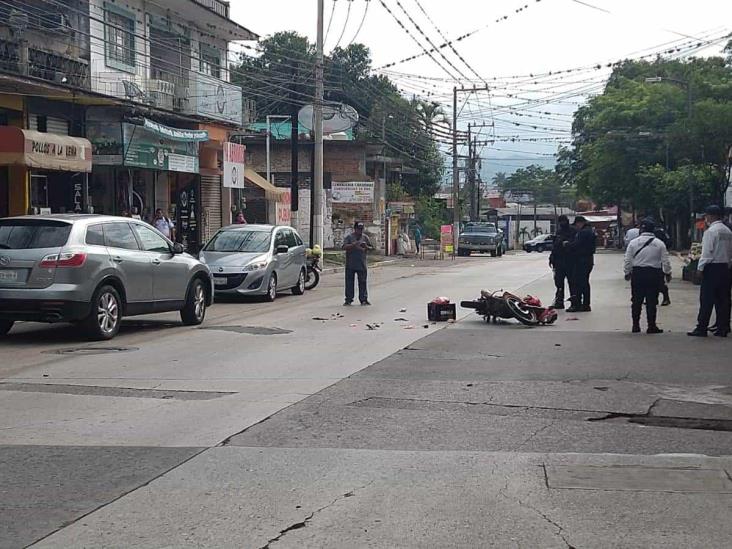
left=312, top=0, right=325, bottom=247
left=452, top=86, right=491, bottom=251
left=452, top=86, right=459, bottom=254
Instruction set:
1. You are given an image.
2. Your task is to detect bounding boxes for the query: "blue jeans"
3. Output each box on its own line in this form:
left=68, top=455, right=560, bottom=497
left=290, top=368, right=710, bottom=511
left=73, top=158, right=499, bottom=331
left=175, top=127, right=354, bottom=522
left=345, top=268, right=368, bottom=303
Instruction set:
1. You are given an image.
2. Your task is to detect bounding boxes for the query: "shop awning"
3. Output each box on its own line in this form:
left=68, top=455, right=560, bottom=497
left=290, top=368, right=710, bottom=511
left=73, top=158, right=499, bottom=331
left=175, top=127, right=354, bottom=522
left=0, top=127, right=92, bottom=172
left=244, top=167, right=286, bottom=200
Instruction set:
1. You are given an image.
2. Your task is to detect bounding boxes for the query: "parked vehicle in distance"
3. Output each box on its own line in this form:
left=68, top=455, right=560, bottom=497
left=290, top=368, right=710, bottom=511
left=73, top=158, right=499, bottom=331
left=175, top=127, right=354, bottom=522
left=199, top=224, right=307, bottom=301
left=0, top=215, right=213, bottom=340
left=523, top=233, right=554, bottom=253
left=458, top=222, right=505, bottom=257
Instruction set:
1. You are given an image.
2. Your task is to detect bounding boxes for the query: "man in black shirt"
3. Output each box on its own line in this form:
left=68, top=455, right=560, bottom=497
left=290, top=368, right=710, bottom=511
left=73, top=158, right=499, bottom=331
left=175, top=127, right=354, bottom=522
left=342, top=221, right=373, bottom=306
left=548, top=215, right=576, bottom=309
left=653, top=224, right=672, bottom=306
left=565, top=216, right=596, bottom=313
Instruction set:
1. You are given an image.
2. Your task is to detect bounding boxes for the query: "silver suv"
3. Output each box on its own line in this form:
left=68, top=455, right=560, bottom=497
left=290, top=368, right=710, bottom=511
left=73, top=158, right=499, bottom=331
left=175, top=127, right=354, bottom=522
left=0, top=215, right=213, bottom=340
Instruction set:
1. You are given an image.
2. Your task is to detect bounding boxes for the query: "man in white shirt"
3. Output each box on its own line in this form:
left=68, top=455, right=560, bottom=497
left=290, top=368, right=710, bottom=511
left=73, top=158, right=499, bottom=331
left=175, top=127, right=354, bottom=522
left=624, top=224, right=640, bottom=249
left=688, top=205, right=732, bottom=338
left=624, top=219, right=671, bottom=334
left=152, top=208, right=175, bottom=241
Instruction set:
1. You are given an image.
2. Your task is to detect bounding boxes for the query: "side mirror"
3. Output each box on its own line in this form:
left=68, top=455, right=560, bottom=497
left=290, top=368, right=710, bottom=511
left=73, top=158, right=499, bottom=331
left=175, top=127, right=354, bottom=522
left=276, top=245, right=289, bottom=255
left=172, top=243, right=185, bottom=254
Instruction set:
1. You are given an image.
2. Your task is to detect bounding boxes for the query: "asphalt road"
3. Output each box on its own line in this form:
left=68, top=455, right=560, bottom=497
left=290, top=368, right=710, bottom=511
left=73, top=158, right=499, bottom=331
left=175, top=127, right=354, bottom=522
left=2, top=251, right=731, bottom=548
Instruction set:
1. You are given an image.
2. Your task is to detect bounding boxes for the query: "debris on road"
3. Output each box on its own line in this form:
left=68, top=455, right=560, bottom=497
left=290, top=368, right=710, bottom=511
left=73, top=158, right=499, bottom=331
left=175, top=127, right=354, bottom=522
left=394, top=318, right=409, bottom=322
left=399, top=308, right=407, bottom=312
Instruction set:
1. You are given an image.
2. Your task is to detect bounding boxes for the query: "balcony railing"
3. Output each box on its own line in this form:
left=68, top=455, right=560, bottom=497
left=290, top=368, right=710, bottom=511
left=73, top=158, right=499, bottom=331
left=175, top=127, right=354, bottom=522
left=0, top=38, right=90, bottom=89
left=191, top=0, right=229, bottom=18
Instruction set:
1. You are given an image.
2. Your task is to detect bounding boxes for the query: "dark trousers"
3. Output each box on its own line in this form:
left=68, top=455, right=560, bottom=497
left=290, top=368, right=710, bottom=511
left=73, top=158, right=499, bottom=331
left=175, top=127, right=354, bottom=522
left=571, top=259, right=593, bottom=307
left=553, top=262, right=572, bottom=305
left=345, top=268, right=368, bottom=303
left=696, top=263, right=731, bottom=332
left=659, top=281, right=670, bottom=302
left=631, top=267, right=662, bottom=327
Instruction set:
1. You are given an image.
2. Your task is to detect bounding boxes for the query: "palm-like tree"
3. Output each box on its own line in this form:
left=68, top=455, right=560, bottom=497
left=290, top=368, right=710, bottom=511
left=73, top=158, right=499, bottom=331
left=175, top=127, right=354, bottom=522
left=519, top=226, right=530, bottom=244
left=414, top=100, right=447, bottom=138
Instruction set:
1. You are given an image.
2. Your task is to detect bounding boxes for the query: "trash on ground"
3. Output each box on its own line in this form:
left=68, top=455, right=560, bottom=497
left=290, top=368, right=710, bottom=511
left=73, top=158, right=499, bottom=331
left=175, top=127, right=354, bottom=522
left=399, top=308, right=407, bottom=312
left=394, top=318, right=409, bottom=322
left=404, top=325, right=415, bottom=329
left=566, top=317, right=579, bottom=321
left=312, top=317, right=329, bottom=321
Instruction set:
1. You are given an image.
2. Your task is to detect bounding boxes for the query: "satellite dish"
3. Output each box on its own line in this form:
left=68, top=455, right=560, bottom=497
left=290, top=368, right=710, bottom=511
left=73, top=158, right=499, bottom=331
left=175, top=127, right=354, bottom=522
left=298, top=103, right=358, bottom=135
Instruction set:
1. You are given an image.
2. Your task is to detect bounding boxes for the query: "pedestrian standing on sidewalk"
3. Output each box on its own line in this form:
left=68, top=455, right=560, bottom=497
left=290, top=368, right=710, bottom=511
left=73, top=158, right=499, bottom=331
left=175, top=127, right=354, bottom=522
left=414, top=225, right=423, bottom=255
left=624, top=219, right=671, bottom=334
left=653, top=224, right=672, bottom=306
left=152, top=208, right=175, bottom=241
left=343, top=221, right=372, bottom=306
left=624, top=223, right=640, bottom=249
left=548, top=215, right=576, bottom=309
left=688, top=205, right=732, bottom=338
left=565, top=216, right=596, bottom=313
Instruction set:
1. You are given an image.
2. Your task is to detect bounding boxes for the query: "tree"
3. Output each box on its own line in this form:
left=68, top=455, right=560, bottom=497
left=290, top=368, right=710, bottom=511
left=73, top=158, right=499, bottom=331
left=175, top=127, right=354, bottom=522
left=413, top=100, right=447, bottom=138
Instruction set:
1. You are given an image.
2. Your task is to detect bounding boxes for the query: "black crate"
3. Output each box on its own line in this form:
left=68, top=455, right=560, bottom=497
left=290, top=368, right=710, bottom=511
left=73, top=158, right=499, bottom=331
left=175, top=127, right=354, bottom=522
left=428, top=302, right=456, bottom=322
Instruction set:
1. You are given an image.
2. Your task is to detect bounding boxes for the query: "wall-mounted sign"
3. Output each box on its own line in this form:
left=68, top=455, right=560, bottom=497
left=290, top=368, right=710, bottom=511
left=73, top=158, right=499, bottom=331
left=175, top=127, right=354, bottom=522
left=276, top=191, right=291, bottom=226
left=122, top=124, right=199, bottom=173
left=189, top=73, right=243, bottom=125
left=223, top=142, right=245, bottom=189
left=331, top=181, right=374, bottom=204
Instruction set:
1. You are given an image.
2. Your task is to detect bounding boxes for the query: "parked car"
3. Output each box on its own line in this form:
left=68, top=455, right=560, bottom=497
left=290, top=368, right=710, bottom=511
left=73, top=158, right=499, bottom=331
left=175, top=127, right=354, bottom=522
left=523, top=233, right=554, bottom=253
left=199, top=225, right=307, bottom=301
left=458, top=222, right=505, bottom=257
left=0, top=215, right=213, bottom=340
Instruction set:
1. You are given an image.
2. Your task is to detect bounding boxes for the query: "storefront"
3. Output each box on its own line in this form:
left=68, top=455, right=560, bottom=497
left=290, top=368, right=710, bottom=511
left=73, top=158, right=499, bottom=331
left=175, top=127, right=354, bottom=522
left=0, top=127, right=92, bottom=214
left=87, top=111, right=208, bottom=250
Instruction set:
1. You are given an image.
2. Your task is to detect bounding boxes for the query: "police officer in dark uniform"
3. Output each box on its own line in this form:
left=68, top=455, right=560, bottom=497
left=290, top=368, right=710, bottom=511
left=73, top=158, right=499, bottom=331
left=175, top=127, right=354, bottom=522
left=565, top=216, right=596, bottom=313
left=548, top=215, right=576, bottom=309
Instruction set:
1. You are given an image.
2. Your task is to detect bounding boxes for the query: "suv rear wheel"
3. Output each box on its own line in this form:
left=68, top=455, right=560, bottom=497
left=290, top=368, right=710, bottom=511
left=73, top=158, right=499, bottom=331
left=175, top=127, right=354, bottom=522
left=82, top=285, right=122, bottom=340
left=181, top=279, right=207, bottom=325
left=0, top=320, right=14, bottom=337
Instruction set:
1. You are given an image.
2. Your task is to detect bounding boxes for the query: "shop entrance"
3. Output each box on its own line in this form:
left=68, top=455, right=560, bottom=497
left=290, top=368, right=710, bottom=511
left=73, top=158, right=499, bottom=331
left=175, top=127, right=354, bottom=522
left=29, top=171, right=82, bottom=214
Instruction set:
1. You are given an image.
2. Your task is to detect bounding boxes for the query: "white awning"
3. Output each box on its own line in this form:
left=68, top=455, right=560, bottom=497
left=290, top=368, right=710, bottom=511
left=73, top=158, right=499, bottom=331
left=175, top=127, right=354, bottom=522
left=0, top=128, right=92, bottom=172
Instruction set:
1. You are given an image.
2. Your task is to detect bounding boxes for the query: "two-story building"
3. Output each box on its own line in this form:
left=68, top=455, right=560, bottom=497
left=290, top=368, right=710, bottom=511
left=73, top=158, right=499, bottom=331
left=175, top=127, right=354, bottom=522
left=0, top=0, right=256, bottom=250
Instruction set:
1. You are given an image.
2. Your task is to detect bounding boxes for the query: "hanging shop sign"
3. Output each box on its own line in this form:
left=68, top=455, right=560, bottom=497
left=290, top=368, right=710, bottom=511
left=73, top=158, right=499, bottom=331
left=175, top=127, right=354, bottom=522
left=0, top=128, right=92, bottom=172
left=276, top=191, right=292, bottom=226
left=122, top=123, right=200, bottom=173
left=222, top=142, right=246, bottom=189
left=331, top=181, right=374, bottom=204
left=142, top=119, right=209, bottom=142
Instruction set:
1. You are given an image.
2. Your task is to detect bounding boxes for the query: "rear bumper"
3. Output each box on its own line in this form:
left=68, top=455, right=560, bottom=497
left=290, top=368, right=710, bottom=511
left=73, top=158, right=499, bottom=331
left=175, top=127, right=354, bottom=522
left=0, top=298, right=90, bottom=323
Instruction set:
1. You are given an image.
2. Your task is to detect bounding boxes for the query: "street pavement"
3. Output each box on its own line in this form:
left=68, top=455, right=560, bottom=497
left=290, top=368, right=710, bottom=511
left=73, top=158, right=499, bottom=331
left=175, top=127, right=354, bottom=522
left=1, top=251, right=731, bottom=548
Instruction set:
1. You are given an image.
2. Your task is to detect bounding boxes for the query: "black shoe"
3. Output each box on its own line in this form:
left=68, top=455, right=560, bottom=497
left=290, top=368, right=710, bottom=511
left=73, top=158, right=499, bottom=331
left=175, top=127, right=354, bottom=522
left=647, top=326, right=664, bottom=334
left=343, top=301, right=353, bottom=306
left=360, top=300, right=372, bottom=306
left=713, top=330, right=729, bottom=338
left=687, top=329, right=708, bottom=337
left=552, top=303, right=565, bottom=310
left=565, top=306, right=581, bottom=313
left=632, top=325, right=641, bottom=333
left=581, top=305, right=592, bottom=312
left=661, top=298, right=670, bottom=306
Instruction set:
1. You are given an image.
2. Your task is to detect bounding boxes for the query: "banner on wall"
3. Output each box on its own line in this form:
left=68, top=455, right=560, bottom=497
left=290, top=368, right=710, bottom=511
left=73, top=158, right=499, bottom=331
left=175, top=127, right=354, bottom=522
left=223, top=142, right=246, bottom=189
left=331, top=181, right=374, bottom=204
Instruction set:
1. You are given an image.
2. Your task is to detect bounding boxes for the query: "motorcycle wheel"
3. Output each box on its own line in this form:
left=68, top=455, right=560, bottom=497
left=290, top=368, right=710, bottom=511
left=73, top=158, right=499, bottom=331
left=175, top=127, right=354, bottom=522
left=505, top=296, right=539, bottom=326
left=304, top=267, right=320, bottom=290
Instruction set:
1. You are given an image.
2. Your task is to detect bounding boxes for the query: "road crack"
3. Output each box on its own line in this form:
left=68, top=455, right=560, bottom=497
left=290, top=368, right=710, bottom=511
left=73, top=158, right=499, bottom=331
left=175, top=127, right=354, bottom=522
left=258, top=480, right=375, bottom=548
left=516, top=497, right=576, bottom=549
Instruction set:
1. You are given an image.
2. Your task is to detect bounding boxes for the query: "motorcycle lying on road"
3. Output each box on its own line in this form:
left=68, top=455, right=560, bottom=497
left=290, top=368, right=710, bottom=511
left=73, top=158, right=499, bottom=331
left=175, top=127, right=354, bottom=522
left=461, top=290, right=558, bottom=326
left=305, top=246, right=323, bottom=290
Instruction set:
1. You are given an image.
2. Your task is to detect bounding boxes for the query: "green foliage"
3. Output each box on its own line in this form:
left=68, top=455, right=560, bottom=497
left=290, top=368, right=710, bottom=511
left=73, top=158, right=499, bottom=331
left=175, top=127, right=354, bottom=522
left=414, top=196, right=451, bottom=239
left=231, top=32, right=443, bottom=198
left=566, top=56, right=732, bottom=218
left=496, top=165, right=571, bottom=206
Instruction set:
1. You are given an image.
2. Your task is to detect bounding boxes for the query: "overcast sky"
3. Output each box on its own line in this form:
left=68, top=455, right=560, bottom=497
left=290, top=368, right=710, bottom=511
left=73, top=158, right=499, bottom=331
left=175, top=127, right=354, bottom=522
left=231, top=0, right=731, bottom=177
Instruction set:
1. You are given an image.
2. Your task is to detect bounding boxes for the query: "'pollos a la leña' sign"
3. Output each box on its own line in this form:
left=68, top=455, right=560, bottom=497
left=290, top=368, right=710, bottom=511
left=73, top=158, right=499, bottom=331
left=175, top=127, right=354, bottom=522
left=30, top=139, right=84, bottom=160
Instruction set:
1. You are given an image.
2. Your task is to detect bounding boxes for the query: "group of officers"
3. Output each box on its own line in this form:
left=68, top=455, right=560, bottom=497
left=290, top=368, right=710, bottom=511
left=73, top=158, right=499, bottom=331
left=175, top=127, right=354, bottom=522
left=547, top=206, right=732, bottom=336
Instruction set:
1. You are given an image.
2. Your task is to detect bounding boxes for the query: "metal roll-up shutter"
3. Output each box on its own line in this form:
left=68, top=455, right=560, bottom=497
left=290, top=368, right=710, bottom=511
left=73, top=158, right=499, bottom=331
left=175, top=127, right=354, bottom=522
left=201, top=174, right=222, bottom=242
left=28, top=114, right=70, bottom=135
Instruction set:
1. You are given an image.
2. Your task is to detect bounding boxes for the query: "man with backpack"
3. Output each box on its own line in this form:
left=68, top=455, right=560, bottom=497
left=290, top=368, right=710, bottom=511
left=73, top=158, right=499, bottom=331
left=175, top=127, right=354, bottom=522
left=624, top=219, right=672, bottom=334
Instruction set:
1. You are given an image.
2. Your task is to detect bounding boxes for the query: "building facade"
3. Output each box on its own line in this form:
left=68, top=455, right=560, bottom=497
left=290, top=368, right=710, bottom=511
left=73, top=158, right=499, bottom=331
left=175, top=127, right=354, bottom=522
left=0, top=0, right=256, bottom=250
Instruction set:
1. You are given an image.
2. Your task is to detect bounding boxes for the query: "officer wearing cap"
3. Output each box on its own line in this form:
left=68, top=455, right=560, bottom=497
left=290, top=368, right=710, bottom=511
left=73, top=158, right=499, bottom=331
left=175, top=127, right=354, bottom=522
left=564, top=215, right=596, bottom=312
left=688, top=205, right=732, bottom=337
left=624, top=219, right=671, bottom=334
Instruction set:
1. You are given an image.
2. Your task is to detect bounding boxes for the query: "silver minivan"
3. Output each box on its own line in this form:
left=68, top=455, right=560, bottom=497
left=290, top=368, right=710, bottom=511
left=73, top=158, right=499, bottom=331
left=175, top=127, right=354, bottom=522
left=0, top=215, right=213, bottom=340
left=200, top=224, right=307, bottom=301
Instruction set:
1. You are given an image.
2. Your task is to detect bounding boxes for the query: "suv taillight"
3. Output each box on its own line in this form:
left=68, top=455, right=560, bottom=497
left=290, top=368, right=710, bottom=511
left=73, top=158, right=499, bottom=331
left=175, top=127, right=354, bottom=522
left=40, top=252, right=87, bottom=268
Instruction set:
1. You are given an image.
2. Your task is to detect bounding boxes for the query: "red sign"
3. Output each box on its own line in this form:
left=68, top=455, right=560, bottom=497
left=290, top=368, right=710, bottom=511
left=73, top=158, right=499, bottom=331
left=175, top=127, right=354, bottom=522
left=276, top=191, right=291, bottom=226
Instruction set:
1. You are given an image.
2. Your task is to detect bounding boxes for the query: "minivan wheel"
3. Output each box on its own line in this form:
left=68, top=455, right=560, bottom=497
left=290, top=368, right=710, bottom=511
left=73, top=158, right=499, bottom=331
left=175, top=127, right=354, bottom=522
left=292, top=269, right=306, bottom=295
left=83, top=285, right=122, bottom=340
left=0, top=320, right=14, bottom=336
left=265, top=273, right=277, bottom=302
left=181, top=279, right=207, bottom=325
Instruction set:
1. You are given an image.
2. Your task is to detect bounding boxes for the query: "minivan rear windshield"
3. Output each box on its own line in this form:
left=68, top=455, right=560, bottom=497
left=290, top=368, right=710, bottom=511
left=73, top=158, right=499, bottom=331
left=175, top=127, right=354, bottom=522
left=0, top=220, right=72, bottom=249
left=204, top=230, right=271, bottom=253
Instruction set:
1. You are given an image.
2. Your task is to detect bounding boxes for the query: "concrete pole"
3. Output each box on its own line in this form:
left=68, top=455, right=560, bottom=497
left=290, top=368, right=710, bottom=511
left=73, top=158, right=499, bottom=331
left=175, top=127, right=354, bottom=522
left=312, top=0, right=325, bottom=247
left=452, top=86, right=459, bottom=255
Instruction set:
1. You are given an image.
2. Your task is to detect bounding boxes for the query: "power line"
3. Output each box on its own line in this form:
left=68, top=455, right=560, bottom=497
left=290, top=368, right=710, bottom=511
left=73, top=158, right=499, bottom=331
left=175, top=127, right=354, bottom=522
left=332, top=0, right=353, bottom=50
